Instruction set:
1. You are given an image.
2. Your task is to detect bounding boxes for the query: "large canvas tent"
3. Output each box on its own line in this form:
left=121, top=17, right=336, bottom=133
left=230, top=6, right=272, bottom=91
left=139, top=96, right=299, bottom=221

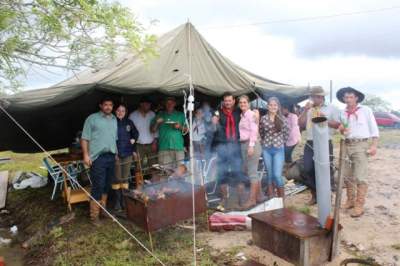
left=0, top=23, right=308, bottom=153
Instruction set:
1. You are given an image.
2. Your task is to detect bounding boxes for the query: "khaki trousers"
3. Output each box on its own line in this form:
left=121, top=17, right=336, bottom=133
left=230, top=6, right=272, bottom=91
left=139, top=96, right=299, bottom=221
left=342, top=141, right=369, bottom=185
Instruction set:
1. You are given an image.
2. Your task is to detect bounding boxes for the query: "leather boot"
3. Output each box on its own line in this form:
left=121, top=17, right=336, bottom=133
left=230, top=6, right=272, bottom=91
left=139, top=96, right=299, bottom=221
left=256, top=180, right=268, bottom=203
left=100, top=194, right=110, bottom=219
left=236, top=183, right=246, bottom=208
left=343, top=180, right=355, bottom=209
left=217, top=184, right=229, bottom=211
left=90, top=200, right=101, bottom=227
left=351, top=183, right=368, bottom=218
left=307, top=190, right=317, bottom=205
left=266, top=184, right=275, bottom=199
left=241, top=181, right=257, bottom=210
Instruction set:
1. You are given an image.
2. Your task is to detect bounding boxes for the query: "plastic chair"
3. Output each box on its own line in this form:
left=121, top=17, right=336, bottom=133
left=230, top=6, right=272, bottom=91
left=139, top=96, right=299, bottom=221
left=43, top=158, right=80, bottom=200
left=43, top=158, right=64, bottom=200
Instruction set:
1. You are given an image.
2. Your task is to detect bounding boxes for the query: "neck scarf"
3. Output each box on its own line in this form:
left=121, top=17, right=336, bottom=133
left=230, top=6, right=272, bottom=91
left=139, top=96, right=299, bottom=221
left=346, top=106, right=360, bottom=120
left=222, top=107, right=236, bottom=140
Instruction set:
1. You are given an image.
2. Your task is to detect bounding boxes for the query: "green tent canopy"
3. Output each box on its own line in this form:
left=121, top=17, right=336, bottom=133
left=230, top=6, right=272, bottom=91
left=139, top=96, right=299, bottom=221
left=0, top=23, right=308, bottom=152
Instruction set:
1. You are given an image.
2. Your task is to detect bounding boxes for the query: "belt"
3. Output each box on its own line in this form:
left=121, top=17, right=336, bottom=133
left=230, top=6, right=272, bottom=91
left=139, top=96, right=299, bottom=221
left=345, top=138, right=368, bottom=144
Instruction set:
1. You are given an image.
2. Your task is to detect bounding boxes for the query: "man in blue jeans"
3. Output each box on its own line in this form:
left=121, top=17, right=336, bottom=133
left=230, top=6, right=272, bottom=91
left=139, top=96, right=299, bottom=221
left=212, top=93, right=247, bottom=210
left=81, top=96, right=118, bottom=225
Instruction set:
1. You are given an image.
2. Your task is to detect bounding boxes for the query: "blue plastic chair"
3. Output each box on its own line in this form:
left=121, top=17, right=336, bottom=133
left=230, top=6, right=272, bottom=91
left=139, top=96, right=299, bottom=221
left=43, top=158, right=64, bottom=200
left=43, top=158, right=80, bottom=200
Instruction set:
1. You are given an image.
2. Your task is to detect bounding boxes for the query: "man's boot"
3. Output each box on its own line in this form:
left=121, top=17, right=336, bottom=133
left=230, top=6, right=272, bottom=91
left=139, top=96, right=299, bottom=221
left=307, top=190, right=317, bottom=206
left=100, top=194, right=110, bottom=219
left=241, top=181, right=257, bottom=210
left=256, top=180, right=268, bottom=203
left=343, top=180, right=355, bottom=209
left=351, top=183, right=368, bottom=218
left=218, top=184, right=229, bottom=211
left=90, top=200, right=101, bottom=227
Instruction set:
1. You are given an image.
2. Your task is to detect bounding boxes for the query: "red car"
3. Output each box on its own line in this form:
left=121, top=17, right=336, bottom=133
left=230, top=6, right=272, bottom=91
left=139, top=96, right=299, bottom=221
left=374, top=112, right=400, bottom=128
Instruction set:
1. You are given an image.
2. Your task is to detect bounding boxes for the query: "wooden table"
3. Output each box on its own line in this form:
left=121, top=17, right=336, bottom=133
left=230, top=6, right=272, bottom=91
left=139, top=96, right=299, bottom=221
left=51, top=152, right=89, bottom=211
left=249, top=208, right=334, bottom=266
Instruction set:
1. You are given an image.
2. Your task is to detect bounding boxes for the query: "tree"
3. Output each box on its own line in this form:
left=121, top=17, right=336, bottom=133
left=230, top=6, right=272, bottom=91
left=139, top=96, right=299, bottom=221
left=363, top=94, right=392, bottom=112
left=0, top=0, right=156, bottom=94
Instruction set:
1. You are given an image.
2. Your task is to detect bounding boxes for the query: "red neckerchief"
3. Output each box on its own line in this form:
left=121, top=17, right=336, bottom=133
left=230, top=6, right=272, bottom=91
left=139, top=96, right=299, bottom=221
left=346, top=105, right=360, bottom=120
left=222, top=107, right=236, bottom=140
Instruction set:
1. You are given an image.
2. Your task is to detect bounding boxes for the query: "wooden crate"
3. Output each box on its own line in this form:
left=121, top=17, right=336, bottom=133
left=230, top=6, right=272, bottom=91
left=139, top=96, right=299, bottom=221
left=249, top=208, right=334, bottom=266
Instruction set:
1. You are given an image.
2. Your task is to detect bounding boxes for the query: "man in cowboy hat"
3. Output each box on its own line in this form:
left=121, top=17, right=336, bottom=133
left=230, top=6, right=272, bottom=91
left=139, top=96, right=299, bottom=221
left=337, top=87, right=379, bottom=218
left=298, top=86, right=341, bottom=205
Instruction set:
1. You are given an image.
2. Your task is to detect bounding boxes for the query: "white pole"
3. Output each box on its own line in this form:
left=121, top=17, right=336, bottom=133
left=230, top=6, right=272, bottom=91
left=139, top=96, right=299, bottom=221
left=187, top=21, right=197, bottom=266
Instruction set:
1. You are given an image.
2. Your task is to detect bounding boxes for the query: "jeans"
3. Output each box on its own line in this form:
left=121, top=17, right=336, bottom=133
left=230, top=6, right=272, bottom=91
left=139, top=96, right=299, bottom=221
left=90, top=153, right=115, bottom=200
left=204, top=131, right=215, bottom=162
left=262, top=146, right=285, bottom=188
left=216, top=142, right=247, bottom=186
left=284, top=144, right=297, bottom=163
left=303, top=140, right=334, bottom=191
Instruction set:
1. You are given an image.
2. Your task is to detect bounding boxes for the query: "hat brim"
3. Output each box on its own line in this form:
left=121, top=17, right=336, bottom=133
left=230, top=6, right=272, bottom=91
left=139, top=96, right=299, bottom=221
left=336, top=88, right=365, bottom=103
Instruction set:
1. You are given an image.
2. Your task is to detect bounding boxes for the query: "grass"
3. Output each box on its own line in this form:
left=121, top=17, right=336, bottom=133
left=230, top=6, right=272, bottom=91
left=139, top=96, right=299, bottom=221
left=0, top=151, right=47, bottom=177
left=5, top=186, right=231, bottom=266
left=287, top=205, right=311, bottom=215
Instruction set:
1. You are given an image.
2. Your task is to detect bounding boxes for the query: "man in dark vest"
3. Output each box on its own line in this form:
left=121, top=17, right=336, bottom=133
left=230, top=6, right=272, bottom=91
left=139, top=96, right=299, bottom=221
left=212, top=92, right=247, bottom=210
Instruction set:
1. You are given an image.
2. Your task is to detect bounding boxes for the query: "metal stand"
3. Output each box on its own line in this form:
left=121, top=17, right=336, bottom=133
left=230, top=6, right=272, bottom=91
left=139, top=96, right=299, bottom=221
left=330, top=139, right=345, bottom=260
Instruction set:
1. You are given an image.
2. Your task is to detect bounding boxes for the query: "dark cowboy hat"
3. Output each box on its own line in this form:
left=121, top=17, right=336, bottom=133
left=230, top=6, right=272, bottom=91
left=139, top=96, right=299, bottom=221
left=336, top=87, right=365, bottom=103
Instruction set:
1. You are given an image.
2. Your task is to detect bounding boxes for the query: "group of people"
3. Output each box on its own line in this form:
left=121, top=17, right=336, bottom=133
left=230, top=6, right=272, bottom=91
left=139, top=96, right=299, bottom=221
left=80, top=85, right=378, bottom=225
left=81, top=96, right=190, bottom=225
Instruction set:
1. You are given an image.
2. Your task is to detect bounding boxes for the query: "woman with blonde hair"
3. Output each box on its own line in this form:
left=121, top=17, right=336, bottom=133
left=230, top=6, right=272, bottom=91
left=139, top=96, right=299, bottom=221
left=238, top=95, right=266, bottom=209
left=259, top=97, right=289, bottom=199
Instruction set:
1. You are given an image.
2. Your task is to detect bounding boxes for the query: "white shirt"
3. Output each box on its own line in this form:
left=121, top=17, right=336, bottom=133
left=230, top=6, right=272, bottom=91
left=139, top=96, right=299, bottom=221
left=339, top=105, right=379, bottom=139
left=306, top=104, right=340, bottom=140
left=193, top=119, right=206, bottom=142
left=129, top=110, right=156, bottom=144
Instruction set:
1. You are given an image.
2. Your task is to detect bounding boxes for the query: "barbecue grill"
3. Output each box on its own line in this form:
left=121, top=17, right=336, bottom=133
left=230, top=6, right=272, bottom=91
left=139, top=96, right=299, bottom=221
left=123, top=179, right=207, bottom=249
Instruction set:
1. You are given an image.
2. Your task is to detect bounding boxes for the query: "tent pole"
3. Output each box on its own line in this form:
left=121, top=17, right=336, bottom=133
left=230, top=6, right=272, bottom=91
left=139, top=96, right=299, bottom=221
left=187, top=21, right=197, bottom=266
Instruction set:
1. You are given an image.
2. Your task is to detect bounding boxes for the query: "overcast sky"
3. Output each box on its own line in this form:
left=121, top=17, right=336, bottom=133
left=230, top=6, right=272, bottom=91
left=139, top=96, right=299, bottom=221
left=26, top=0, right=400, bottom=109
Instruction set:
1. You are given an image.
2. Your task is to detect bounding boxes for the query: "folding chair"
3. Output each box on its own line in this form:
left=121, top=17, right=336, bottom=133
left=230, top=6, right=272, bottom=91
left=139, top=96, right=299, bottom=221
left=43, top=158, right=65, bottom=200
left=43, top=158, right=80, bottom=200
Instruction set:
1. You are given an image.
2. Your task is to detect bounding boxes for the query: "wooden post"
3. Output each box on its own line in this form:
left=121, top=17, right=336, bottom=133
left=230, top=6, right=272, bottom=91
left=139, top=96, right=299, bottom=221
left=148, top=231, right=154, bottom=252
left=0, top=171, right=9, bottom=210
left=330, top=139, right=345, bottom=260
